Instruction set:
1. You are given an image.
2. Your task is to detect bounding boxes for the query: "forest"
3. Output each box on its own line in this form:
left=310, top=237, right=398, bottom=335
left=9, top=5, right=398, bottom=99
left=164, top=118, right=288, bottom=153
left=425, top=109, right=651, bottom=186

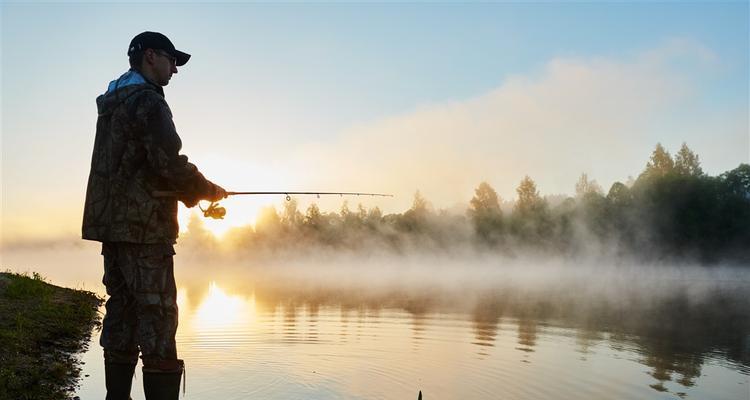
left=187, top=143, right=750, bottom=264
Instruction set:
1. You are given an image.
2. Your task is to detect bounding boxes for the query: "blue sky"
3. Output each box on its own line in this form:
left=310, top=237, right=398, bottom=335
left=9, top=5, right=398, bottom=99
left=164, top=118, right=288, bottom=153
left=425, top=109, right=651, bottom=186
left=2, top=2, right=748, bottom=240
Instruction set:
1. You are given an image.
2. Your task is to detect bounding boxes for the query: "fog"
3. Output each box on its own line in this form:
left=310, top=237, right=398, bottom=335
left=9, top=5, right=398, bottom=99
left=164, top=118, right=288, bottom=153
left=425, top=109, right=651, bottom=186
left=4, top=221, right=749, bottom=369
left=2, top=143, right=748, bottom=371
left=3, top=231, right=747, bottom=317
left=175, top=240, right=749, bottom=315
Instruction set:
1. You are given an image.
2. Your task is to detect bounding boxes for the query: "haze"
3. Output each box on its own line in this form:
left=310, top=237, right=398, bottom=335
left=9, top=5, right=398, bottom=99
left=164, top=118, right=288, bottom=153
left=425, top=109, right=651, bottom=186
left=1, top=3, right=748, bottom=243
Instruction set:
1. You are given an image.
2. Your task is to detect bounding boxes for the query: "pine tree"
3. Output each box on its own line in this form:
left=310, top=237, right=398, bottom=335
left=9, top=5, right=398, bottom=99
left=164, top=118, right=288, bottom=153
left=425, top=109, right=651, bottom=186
left=674, top=142, right=703, bottom=176
left=304, top=203, right=322, bottom=229
left=469, top=182, right=502, bottom=217
left=365, top=206, right=383, bottom=228
left=411, top=190, right=429, bottom=215
left=640, top=143, right=674, bottom=179
left=510, top=176, right=551, bottom=245
left=468, top=182, right=503, bottom=242
left=400, top=190, right=432, bottom=232
left=575, top=173, right=603, bottom=199
left=281, top=197, right=302, bottom=228
left=514, top=176, right=543, bottom=215
left=606, top=182, right=632, bottom=206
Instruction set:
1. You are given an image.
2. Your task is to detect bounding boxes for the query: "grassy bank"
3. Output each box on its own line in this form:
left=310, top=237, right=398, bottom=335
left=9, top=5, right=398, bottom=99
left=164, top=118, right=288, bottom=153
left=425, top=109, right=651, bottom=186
left=0, top=271, right=103, bottom=400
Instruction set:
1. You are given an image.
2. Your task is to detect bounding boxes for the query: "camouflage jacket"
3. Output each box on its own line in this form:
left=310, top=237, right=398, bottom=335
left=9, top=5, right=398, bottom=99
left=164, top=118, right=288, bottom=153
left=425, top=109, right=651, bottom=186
left=82, top=70, right=216, bottom=244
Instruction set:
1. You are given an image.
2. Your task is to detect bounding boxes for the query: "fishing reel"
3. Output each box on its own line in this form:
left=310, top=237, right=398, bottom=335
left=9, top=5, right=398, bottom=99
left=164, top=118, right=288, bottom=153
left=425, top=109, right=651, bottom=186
left=199, top=201, right=227, bottom=219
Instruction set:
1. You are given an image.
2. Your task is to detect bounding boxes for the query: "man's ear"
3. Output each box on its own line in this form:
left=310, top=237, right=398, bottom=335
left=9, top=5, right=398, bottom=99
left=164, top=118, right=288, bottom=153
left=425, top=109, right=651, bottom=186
left=143, top=48, right=156, bottom=66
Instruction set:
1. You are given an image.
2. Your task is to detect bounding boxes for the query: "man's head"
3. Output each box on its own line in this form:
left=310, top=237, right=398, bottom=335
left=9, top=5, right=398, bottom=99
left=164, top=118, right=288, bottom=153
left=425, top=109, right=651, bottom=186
left=127, top=32, right=190, bottom=86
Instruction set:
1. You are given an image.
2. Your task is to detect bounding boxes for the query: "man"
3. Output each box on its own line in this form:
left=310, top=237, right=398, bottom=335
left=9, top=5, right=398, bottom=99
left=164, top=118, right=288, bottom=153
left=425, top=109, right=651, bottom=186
left=82, top=31, right=225, bottom=400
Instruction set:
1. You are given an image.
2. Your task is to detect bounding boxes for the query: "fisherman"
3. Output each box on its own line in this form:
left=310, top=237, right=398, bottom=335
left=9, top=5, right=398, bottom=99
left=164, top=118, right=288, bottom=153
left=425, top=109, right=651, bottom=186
left=82, top=31, right=226, bottom=400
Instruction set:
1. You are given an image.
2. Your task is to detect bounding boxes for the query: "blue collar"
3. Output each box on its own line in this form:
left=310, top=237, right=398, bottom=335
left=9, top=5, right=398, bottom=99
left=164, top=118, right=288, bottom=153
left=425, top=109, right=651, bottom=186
left=105, top=69, right=147, bottom=94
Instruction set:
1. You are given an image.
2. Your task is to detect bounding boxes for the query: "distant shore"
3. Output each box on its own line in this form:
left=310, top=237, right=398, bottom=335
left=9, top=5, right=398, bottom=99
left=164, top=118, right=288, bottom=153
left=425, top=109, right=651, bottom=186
left=0, top=271, right=103, bottom=400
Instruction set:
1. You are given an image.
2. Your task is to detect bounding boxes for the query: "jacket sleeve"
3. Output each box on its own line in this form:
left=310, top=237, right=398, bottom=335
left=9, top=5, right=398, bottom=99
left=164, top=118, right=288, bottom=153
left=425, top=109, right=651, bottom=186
left=141, top=95, right=217, bottom=207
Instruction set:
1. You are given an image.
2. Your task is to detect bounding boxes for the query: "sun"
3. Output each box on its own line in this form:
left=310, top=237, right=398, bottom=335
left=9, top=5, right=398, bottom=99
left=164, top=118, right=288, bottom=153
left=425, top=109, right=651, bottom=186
left=174, top=153, right=293, bottom=239
left=201, top=214, right=239, bottom=239
left=178, top=194, right=284, bottom=239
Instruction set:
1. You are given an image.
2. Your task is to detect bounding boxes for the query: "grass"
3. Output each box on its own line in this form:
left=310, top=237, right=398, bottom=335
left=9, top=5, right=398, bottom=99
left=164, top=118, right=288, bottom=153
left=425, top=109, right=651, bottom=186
left=0, top=271, right=103, bottom=400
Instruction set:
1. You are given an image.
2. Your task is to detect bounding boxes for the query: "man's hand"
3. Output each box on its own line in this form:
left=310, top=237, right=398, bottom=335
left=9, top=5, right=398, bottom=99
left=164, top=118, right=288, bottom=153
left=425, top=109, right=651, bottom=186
left=208, top=183, right=228, bottom=202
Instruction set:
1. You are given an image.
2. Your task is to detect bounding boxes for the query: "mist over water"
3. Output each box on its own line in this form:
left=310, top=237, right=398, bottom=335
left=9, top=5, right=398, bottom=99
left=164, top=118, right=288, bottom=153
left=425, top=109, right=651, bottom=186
left=4, top=235, right=749, bottom=336
left=3, top=235, right=749, bottom=399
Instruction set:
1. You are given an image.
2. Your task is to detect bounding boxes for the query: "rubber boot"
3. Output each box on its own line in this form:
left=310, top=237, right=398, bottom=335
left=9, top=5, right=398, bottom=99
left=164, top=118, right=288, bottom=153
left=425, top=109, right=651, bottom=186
left=142, top=359, right=184, bottom=400
left=104, top=362, right=136, bottom=400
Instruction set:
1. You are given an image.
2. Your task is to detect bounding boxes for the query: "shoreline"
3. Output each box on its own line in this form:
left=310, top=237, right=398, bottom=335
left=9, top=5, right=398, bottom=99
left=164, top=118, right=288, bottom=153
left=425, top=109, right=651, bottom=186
left=0, top=271, right=103, bottom=400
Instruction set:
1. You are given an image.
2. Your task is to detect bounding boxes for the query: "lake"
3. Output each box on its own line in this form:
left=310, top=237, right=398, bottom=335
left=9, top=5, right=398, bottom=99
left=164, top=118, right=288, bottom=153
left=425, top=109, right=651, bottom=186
left=68, top=256, right=749, bottom=400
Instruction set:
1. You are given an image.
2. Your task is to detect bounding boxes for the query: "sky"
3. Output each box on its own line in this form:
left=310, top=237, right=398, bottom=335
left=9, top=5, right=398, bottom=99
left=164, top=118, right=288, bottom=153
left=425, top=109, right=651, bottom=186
left=1, top=2, right=748, bottom=243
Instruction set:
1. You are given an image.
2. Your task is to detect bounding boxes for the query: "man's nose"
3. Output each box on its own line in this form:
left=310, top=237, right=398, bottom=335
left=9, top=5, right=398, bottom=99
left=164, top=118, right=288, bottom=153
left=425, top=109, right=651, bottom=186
left=172, top=64, right=178, bottom=74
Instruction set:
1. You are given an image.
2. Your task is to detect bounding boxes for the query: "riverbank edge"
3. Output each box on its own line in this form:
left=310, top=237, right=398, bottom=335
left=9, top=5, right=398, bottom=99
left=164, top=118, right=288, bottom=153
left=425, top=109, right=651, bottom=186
left=0, top=271, right=104, bottom=400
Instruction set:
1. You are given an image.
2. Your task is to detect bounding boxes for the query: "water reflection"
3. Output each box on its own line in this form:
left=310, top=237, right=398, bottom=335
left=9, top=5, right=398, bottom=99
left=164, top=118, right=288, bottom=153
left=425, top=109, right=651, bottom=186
left=470, top=301, right=501, bottom=358
left=574, top=328, right=603, bottom=360
left=193, top=281, right=255, bottom=332
left=339, top=307, right=350, bottom=342
left=180, top=281, right=749, bottom=357
left=282, top=304, right=297, bottom=341
left=516, top=318, right=537, bottom=354
left=307, top=303, right=319, bottom=343
left=147, top=278, right=750, bottom=400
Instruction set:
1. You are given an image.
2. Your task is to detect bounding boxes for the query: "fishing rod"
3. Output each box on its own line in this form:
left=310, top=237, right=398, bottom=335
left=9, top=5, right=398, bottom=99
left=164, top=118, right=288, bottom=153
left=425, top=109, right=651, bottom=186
left=153, top=190, right=393, bottom=219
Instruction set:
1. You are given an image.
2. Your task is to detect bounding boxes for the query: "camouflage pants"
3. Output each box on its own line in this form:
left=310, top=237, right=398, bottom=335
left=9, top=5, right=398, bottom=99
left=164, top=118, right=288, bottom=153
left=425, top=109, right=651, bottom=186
left=100, top=242, right=178, bottom=366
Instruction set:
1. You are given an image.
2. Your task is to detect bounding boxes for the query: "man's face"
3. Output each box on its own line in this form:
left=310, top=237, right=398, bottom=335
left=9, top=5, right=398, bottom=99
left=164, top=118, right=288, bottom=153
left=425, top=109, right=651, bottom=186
left=147, top=49, right=179, bottom=86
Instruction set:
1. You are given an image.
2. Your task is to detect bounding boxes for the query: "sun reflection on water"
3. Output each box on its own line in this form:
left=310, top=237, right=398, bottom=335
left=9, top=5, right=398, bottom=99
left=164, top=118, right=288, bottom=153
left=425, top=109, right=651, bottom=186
left=192, top=281, right=256, bottom=331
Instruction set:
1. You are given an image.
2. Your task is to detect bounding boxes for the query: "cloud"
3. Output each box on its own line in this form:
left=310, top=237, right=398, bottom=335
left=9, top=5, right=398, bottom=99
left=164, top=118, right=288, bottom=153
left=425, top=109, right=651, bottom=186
left=288, top=39, right=734, bottom=212
left=2, top=39, right=739, bottom=245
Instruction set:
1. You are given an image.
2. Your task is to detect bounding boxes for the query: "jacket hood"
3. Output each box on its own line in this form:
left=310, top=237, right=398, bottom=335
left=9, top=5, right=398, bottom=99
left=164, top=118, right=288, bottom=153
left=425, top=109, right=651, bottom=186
left=96, top=70, right=162, bottom=115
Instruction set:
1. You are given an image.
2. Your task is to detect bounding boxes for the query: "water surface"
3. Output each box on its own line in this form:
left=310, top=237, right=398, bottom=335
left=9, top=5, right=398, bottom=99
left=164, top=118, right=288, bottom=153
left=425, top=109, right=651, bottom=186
left=74, top=270, right=749, bottom=400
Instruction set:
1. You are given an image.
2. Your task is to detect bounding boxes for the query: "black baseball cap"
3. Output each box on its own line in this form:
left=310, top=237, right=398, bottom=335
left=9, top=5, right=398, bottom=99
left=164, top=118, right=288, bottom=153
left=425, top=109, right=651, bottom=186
left=127, top=31, right=191, bottom=66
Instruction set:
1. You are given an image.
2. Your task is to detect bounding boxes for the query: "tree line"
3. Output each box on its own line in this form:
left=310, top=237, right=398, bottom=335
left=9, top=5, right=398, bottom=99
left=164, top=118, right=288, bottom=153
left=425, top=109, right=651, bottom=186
left=192, top=143, right=749, bottom=264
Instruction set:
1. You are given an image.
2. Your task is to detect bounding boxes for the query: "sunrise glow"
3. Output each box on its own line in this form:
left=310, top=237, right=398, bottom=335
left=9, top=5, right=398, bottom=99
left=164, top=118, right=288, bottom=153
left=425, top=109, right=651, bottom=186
left=193, top=282, right=256, bottom=331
